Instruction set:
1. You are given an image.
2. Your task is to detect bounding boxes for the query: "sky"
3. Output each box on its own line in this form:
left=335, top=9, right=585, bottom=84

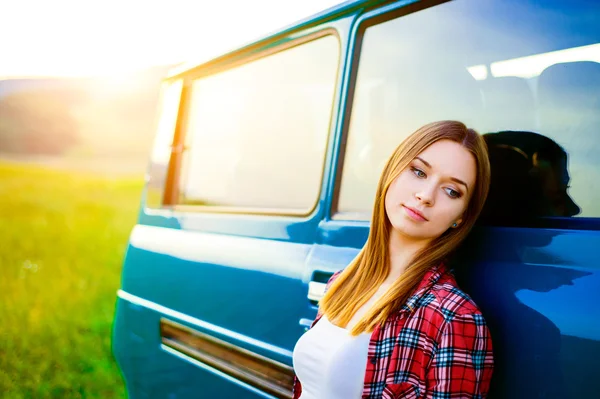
left=0, top=0, right=344, bottom=79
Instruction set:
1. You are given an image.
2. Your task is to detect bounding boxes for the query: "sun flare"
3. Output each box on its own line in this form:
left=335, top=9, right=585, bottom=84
left=0, top=0, right=342, bottom=79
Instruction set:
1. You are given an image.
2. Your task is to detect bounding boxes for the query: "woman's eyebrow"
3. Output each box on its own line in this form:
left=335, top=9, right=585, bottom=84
left=450, top=177, right=469, bottom=193
left=416, top=156, right=469, bottom=193
left=415, top=157, right=431, bottom=168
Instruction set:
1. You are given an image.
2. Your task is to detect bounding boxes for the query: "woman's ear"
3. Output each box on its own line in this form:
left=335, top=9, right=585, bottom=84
left=452, top=218, right=463, bottom=228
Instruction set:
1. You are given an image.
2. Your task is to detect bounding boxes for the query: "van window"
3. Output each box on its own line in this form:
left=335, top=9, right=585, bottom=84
left=146, top=80, right=183, bottom=208
left=179, top=35, right=339, bottom=212
left=336, top=0, right=600, bottom=223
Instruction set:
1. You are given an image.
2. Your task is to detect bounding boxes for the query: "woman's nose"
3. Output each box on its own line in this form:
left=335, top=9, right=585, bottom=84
left=415, top=186, right=435, bottom=206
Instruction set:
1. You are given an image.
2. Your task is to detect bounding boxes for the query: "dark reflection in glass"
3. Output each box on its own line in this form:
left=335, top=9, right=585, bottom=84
left=481, top=131, right=580, bottom=226
left=537, top=60, right=600, bottom=218
left=538, top=61, right=600, bottom=150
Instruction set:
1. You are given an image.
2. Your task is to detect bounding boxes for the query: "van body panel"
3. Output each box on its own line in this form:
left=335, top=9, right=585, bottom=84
left=457, top=227, right=600, bottom=398
left=121, top=224, right=312, bottom=351
left=113, top=297, right=278, bottom=398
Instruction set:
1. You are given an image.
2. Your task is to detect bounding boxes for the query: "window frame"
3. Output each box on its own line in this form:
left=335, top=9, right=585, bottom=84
left=330, top=0, right=600, bottom=231
left=330, top=0, right=448, bottom=222
left=164, top=28, right=342, bottom=217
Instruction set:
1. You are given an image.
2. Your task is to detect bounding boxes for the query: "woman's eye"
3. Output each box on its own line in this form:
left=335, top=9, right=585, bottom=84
left=445, top=188, right=462, bottom=198
left=411, top=167, right=426, bottom=178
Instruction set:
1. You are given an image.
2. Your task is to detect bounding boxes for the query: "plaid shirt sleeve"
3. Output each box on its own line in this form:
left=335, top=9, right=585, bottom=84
left=425, top=312, right=494, bottom=398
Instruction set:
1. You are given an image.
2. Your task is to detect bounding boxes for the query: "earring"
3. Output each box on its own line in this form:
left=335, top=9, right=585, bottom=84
left=452, top=222, right=458, bottom=228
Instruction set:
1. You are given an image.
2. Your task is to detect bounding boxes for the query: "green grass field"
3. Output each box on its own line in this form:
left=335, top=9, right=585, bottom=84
left=0, top=161, right=144, bottom=398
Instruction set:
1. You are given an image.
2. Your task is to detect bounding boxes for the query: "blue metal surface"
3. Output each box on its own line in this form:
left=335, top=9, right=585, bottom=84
left=455, top=228, right=600, bottom=399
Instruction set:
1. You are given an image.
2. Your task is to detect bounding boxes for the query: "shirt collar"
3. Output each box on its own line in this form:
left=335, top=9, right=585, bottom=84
left=400, top=262, right=448, bottom=314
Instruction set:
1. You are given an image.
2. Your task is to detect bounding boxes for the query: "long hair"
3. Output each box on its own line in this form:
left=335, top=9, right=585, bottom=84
left=320, top=120, right=491, bottom=336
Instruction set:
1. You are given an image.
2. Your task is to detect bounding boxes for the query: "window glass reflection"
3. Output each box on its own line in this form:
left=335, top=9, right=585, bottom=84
left=180, top=36, right=339, bottom=211
left=338, top=0, right=600, bottom=221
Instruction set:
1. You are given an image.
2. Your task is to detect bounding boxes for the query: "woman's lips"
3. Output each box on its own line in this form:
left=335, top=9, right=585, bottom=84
left=403, top=205, right=428, bottom=222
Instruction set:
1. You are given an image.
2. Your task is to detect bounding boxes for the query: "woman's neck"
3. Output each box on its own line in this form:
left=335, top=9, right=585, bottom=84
left=386, top=229, right=430, bottom=283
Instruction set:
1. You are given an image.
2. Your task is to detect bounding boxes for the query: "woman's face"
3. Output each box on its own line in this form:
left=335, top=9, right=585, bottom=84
left=384, top=139, right=477, bottom=243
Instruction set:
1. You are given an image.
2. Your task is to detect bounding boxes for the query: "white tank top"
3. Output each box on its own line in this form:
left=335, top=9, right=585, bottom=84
left=292, top=316, right=371, bottom=399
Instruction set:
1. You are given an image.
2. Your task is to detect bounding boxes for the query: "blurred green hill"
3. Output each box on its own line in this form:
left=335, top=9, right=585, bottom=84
left=0, top=65, right=175, bottom=163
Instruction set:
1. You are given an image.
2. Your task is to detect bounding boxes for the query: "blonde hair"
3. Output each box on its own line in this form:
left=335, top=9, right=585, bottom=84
left=320, top=120, right=491, bottom=336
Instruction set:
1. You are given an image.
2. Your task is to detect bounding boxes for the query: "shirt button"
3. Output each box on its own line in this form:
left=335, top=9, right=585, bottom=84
left=370, top=357, right=377, bottom=364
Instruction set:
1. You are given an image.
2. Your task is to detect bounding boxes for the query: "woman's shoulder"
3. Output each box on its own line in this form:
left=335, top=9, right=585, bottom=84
left=396, top=274, right=489, bottom=341
left=397, top=269, right=484, bottom=325
left=428, top=271, right=485, bottom=319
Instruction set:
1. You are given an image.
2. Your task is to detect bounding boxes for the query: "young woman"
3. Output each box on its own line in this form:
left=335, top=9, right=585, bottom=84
left=292, top=121, right=494, bottom=399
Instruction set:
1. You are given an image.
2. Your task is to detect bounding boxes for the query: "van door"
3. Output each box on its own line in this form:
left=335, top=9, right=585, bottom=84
left=113, top=31, right=344, bottom=398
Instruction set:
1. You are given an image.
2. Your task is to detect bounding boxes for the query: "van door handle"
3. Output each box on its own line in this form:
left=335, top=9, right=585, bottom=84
left=299, top=318, right=313, bottom=331
left=307, top=281, right=326, bottom=303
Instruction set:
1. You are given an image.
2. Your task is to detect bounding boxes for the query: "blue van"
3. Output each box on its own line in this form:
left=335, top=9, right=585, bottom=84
left=112, top=0, right=600, bottom=397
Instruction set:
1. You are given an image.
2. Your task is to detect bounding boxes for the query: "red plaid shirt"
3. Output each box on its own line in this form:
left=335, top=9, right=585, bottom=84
left=293, top=263, right=494, bottom=398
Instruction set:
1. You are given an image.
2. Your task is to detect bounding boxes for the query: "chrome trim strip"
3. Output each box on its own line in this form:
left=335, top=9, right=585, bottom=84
left=117, top=289, right=293, bottom=358
left=160, top=318, right=294, bottom=399
left=160, top=344, right=278, bottom=399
